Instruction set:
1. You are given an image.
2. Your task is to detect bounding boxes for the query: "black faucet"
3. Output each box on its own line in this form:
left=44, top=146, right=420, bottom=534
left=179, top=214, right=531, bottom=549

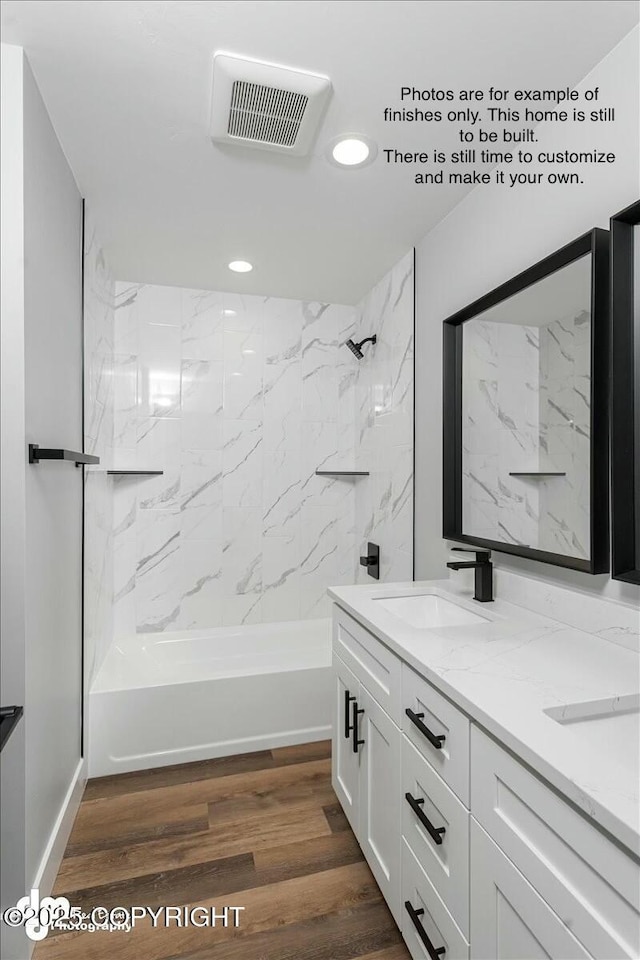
left=446, top=548, right=493, bottom=602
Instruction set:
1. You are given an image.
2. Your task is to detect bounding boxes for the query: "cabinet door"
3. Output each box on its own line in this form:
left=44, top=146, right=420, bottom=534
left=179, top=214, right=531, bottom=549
left=470, top=819, right=593, bottom=960
left=360, top=685, right=402, bottom=924
left=331, top=653, right=360, bottom=833
left=471, top=726, right=639, bottom=959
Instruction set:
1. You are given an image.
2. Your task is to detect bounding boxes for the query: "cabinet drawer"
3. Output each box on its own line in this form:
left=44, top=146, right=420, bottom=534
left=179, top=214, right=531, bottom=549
left=402, top=736, right=469, bottom=938
left=471, top=726, right=640, bottom=960
left=402, top=664, right=470, bottom=806
left=402, top=839, right=469, bottom=960
left=333, top=606, right=401, bottom=724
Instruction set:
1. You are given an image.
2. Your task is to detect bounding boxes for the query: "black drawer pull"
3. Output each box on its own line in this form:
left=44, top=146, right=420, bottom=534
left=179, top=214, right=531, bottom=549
left=406, top=708, right=445, bottom=749
left=404, top=901, right=446, bottom=959
left=405, top=792, right=446, bottom=845
left=352, top=701, right=365, bottom=754
left=344, top=689, right=356, bottom=739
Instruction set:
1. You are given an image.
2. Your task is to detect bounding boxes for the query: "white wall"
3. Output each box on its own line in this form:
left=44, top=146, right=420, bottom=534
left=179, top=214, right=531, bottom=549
left=0, top=42, right=28, bottom=960
left=23, top=48, right=85, bottom=888
left=0, top=49, right=85, bottom=957
left=415, top=27, right=640, bottom=606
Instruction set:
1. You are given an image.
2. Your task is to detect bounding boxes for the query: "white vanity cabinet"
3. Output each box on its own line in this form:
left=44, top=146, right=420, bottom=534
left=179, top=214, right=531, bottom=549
left=332, top=653, right=361, bottom=831
left=359, top=684, right=402, bottom=921
left=331, top=608, right=403, bottom=924
left=469, top=820, right=594, bottom=960
left=401, top=663, right=471, bottom=957
left=331, top=601, right=640, bottom=960
left=470, top=728, right=640, bottom=960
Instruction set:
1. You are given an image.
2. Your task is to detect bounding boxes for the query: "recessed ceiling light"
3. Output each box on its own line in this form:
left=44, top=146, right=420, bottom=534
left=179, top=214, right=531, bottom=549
left=327, top=134, right=377, bottom=168
left=228, top=260, right=253, bottom=273
left=333, top=138, right=368, bottom=165
left=222, top=308, right=237, bottom=317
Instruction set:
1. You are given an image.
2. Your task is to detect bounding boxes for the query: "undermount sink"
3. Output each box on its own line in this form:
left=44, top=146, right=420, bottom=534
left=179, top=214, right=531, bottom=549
left=373, top=593, right=489, bottom=629
left=544, top=694, right=640, bottom=778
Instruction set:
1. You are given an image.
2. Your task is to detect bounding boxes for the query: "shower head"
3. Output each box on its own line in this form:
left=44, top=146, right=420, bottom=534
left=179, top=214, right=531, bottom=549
left=345, top=334, right=376, bottom=360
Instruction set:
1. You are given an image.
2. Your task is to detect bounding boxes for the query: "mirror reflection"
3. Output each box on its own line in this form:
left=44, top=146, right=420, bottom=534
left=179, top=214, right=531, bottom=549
left=462, top=254, right=591, bottom=560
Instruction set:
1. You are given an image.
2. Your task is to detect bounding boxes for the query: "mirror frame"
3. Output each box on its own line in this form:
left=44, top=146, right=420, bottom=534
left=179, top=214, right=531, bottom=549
left=611, top=200, right=640, bottom=584
left=443, top=228, right=610, bottom=574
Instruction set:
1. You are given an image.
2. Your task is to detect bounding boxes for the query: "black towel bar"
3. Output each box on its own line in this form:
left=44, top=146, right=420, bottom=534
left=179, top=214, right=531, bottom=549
left=28, top=444, right=99, bottom=467
left=0, top=706, right=24, bottom=752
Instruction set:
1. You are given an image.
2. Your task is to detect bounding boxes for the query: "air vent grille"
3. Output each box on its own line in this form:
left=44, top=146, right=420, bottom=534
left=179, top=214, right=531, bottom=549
left=227, top=81, right=309, bottom=147
left=210, top=53, right=331, bottom=156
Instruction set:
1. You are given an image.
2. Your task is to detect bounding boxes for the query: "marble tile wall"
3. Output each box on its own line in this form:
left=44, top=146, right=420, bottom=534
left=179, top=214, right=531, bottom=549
left=463, top=320, right=541, bottom=547
left=462, top=312, right=590, bottom=559
left=111, top=284, right=359, bottom=633
left=354, top=251, right=415, bottom=583
left=538, top=311, right=591, bottom=559
left=83, top=210, right=115, bottom=682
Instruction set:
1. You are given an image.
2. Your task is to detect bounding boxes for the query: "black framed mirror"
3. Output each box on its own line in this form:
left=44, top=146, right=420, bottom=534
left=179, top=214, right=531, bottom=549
left=611, top=200, right=640, bottom=584
left=443, top=229, right=610, bottom=574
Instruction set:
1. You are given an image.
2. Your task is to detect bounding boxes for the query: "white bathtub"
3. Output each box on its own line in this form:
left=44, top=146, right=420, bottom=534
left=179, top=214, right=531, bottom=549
left=88, top=618, right=332, bottom=777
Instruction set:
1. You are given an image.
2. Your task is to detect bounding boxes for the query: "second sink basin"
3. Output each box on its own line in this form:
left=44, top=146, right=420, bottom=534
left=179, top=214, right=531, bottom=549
left=373, top=593, right=489, bottom=629
left=543, top=694, right=639, bottom=780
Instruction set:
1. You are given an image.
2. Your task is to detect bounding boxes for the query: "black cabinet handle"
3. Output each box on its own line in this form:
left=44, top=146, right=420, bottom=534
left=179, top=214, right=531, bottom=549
left=344, top=689, right=356, bottom=739
left=406, top=708, right=445, bottom=750
left=405, top=792, right=446, bottom=846
left=352, top=701, right=365, bottom=754
left=404, top=901, right=446, bottom=959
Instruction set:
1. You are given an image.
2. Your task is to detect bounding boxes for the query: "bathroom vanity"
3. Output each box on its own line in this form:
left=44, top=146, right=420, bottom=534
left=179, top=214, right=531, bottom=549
left=329, top=580, right=640, bottom=960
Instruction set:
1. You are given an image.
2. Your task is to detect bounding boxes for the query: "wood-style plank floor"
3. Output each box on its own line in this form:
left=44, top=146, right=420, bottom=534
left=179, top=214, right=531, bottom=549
left=35, top=741, right=410, bottom=960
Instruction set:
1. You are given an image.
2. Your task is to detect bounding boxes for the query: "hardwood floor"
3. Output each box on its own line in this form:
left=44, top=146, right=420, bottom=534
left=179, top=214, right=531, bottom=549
left=35, top=741, right=410, bottom=960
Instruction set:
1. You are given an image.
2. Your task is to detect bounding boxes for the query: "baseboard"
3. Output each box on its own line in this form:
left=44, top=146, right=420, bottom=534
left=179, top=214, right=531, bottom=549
left=31, top=757, right=86, bottom=898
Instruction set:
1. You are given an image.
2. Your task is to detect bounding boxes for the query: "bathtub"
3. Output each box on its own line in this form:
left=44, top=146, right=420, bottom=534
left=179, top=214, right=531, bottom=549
left=88, top=618, right=332, bottom=778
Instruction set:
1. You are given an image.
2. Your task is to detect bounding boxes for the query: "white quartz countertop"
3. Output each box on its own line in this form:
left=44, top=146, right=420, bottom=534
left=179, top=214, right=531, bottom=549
left=328, top=579, right=640, bottom=858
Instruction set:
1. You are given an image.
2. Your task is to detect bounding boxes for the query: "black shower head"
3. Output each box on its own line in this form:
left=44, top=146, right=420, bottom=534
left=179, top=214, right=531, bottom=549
left=345, top=335, right=376, bottom=360
left=345, top=339, right=364, bottom=359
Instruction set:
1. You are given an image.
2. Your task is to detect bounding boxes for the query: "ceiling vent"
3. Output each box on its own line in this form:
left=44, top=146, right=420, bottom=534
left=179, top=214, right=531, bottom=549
left=210, top=53, right=331, bottom=156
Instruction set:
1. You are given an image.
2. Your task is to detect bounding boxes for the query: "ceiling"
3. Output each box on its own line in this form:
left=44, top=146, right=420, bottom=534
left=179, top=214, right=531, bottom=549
left=2, top=1, right=637, bottom=304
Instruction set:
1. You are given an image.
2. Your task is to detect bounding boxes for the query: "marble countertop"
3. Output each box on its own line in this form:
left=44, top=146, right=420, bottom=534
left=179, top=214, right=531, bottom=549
left=328, top=578, right=640, bottom=858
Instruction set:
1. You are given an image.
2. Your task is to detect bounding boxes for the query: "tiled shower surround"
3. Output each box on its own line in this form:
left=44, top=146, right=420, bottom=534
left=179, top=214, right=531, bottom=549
left=462, top=311, right=590, bottom=559
left=355, top=254, right=414, bottom=583
left=106, top=251, right=414, bottom=635
left=538, top=312, right=591, bottom=557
